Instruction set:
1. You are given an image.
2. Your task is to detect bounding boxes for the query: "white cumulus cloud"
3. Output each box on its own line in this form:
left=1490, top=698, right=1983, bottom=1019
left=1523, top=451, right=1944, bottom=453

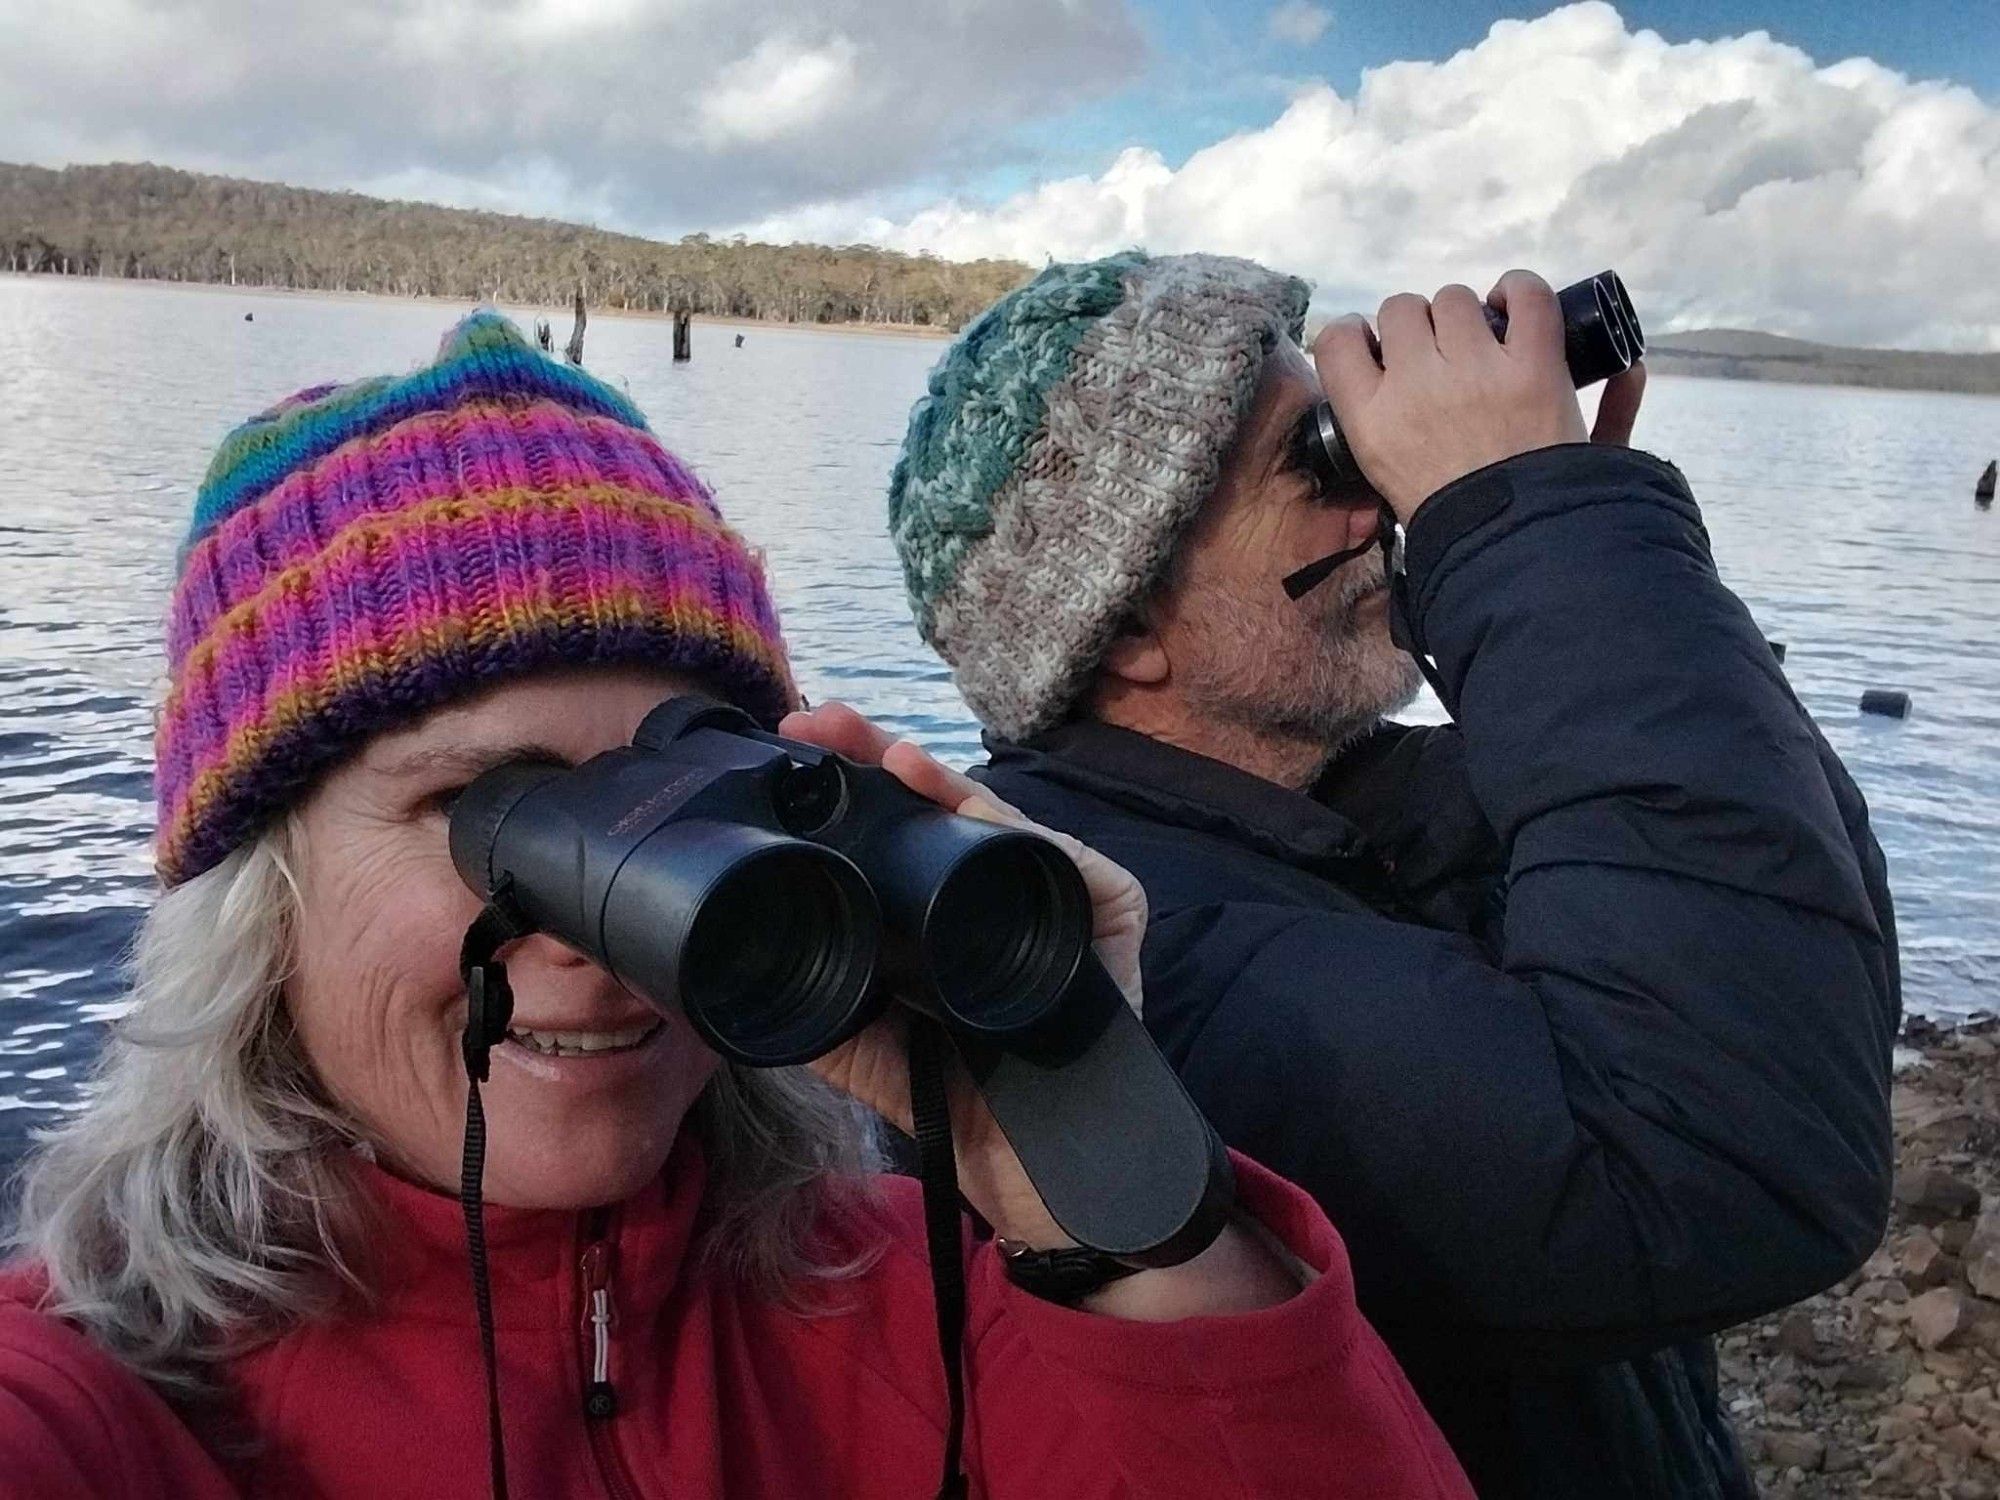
left=747, top=3, right=2000, bottom=350
left=699, top=34, right=861, bottom=147
left=1268, top=3, right=1332, bottom=47
left=0, top=0, right=1144, bottom=232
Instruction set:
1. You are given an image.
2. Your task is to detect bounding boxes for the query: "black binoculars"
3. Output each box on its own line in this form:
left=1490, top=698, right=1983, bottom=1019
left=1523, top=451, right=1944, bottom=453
left=448, top=694, right=1232, bottom=1263
left=1293, top=269, right=1646, bottom=492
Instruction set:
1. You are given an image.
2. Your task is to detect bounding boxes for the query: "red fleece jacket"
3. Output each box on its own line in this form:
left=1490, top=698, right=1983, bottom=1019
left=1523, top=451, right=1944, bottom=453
left=0, top=1143, right=1472, bottom=1498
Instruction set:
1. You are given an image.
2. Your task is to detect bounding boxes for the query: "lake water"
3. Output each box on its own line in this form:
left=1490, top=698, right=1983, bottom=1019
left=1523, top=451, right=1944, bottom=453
left=2, top=275, right=1997, bottom=1195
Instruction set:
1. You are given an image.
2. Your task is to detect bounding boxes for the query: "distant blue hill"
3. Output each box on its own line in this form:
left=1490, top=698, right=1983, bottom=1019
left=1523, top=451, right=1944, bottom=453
left=1646, top=329, right=2000, bottom=395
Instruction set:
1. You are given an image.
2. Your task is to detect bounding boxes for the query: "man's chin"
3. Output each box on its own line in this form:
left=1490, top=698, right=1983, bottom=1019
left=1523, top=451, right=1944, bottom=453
left=1330, top=611, right=1425, bottom=722
left=1380, top=652, right=1427, bottom=717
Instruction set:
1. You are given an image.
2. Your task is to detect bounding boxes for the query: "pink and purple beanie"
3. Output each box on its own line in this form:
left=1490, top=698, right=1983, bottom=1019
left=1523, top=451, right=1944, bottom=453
left=156, top=310, right=797, bottom=887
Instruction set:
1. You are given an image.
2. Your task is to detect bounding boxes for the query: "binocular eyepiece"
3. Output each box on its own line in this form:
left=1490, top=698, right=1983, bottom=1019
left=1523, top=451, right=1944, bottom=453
left=447, top=695, right=1091, bottom=1068
left=1294, top=269, right=1645, bottom=492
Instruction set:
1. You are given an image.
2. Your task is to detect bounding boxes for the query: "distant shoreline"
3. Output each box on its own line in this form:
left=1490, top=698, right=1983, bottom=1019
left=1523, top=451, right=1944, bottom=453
left=8, top=272, right=2000, bottom=392
left=0, top=271, right=955, bottom=342
left=1642, top=347, right=2000, bottom=398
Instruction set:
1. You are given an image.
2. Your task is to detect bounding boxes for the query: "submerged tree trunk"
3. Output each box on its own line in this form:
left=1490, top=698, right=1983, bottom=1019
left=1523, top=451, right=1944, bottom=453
left=565, top=285, right=587, bottom=366
left=673, top=308, right=692, bottom=363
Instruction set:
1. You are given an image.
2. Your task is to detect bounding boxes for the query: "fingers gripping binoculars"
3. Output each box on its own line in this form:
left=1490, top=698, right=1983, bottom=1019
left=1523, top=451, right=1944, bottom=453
left=1293, top=269, right=1646, bottom=493
left=448, top=695, right=1233, bottom=1264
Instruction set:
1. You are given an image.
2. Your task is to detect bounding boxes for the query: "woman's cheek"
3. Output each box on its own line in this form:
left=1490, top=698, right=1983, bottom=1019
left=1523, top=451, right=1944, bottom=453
left=290, top=836, right=477, bottom=1113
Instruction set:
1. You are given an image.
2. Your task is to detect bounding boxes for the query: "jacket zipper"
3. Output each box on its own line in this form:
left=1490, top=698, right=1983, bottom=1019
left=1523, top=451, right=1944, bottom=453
left=580, top=1211, right=645, bottom=1500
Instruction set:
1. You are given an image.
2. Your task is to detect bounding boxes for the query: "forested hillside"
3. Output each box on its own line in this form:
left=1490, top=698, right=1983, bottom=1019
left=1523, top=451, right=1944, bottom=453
left=0, top=162, right=1031, bottom=329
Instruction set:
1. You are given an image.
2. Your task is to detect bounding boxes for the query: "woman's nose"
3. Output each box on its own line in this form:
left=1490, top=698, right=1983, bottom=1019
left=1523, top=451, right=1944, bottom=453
left=501, top=931, right=595, bottom=971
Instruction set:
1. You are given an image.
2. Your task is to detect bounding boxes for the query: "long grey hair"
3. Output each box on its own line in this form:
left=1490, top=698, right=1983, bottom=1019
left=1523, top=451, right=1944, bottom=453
left=9, top=817, right=874, bottom=1406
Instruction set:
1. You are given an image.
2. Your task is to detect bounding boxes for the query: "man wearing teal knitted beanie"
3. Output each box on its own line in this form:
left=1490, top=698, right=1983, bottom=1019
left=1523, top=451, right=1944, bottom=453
left=887, top=249, right=1422, bottom=751
left=838, top=250, right=1898, bottom=1500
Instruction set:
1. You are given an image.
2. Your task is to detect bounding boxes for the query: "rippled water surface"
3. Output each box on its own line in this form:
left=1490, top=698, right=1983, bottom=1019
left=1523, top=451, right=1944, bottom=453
left=2, top=276, right=1996, bottom=1195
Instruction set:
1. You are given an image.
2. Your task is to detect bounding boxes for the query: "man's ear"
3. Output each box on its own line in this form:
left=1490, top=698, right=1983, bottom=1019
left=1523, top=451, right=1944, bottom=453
left=1102, top=614, right=1170, bottom=686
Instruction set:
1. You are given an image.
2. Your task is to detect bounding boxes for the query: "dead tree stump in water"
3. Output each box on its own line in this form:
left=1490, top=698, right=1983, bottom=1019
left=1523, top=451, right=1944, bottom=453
left=673, top=309, right=692, bottom=363
left=565, top=286, right=587, bottom=366
left=1978, top=459, right=1996, bottom=508
left=534, top=319, right=553, bottom=353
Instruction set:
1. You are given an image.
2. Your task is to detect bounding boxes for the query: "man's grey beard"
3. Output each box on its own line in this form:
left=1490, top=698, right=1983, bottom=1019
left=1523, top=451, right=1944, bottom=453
left=1179, top=554, right=1424, bottom=753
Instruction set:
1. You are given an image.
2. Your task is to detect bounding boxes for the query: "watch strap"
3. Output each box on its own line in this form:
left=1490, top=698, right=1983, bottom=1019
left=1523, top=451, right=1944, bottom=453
left=996, top=1240, right=1143, bottom=1305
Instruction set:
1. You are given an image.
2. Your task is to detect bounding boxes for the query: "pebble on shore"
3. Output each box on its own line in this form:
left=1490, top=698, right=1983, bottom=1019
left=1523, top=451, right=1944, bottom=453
left=1722, top=1017, right=2000, bottom=1498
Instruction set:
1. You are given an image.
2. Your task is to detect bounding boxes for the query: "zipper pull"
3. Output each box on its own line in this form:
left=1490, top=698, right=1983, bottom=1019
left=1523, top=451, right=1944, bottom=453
left=581, top=1239, right=619, bottom=1420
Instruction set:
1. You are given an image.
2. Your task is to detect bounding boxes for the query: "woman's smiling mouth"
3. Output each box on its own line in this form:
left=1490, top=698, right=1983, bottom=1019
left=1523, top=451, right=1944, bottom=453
left=503, top=1020, right=666, bottom=1058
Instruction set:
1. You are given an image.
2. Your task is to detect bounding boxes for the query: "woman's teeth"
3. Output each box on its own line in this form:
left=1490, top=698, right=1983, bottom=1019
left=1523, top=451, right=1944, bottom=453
left=504, top=1021, right=663, bottom=1057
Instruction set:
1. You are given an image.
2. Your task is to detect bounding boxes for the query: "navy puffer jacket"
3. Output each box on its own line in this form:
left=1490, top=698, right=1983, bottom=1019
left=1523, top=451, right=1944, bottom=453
left=975, top=444, right=1899, bottom=1499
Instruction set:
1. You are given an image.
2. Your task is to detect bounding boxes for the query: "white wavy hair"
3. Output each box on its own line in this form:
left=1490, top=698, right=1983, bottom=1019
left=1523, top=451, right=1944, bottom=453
left=10, top=817, right=874, bottom=1405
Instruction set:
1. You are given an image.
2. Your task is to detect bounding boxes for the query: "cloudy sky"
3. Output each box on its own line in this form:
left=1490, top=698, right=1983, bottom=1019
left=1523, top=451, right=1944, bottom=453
left=3, top=0, right=1996, bottom=349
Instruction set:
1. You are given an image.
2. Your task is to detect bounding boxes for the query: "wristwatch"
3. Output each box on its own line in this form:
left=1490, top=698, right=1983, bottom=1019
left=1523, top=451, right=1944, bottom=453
left=996, top=1238, right=1144, bottom=1305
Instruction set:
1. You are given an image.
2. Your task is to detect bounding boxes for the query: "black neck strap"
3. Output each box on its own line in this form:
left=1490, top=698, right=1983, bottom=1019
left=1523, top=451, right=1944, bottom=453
left=908, top=1016, right=971, bottom=1499
left=457, top=881, right=532, bottom=1500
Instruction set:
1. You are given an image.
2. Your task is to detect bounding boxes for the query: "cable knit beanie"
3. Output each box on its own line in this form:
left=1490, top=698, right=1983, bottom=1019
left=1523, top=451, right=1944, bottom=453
left=156, top=310, right=796, bottom=887
left=888, top=251, right=1309, bottom=741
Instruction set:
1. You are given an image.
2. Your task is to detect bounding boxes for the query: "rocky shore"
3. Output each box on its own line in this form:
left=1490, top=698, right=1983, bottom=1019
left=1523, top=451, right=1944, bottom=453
left=1722, top=1018, right=2000, bottom=1497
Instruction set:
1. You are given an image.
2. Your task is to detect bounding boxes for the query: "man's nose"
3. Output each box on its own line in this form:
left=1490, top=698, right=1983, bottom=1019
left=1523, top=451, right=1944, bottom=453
left=1335, top=489, right=1385, bottom=552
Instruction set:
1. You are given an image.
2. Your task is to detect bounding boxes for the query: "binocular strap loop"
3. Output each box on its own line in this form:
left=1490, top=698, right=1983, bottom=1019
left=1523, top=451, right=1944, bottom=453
left=458, top=879, right=531, bottom=1083
left=908, top=1017, right=971, bottom=1500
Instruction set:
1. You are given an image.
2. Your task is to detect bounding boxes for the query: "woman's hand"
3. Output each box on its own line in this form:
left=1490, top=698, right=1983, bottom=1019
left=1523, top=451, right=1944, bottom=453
left=777, top=701, right=1146, bottom=1249
left=779, top=702, right=1305, bottom=1317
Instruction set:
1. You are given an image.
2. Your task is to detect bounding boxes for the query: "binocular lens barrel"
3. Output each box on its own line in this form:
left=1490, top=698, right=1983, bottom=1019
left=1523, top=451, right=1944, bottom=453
left=603, top=824, right=880, bottom=1066
left=450, top=760, right=883, bottom=1068
left=1554, top=276, right=1629, bottom=386
left=1602, top=272, right=1645, bottom=371
left=847, top=807, right=1092, bottom=1039
left=921, top=834, right=1091, bottom=1037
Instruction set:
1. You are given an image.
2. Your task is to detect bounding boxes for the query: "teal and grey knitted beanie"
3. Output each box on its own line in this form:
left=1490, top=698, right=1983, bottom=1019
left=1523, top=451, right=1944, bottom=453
left=888, top=251, right=1310, bottom=741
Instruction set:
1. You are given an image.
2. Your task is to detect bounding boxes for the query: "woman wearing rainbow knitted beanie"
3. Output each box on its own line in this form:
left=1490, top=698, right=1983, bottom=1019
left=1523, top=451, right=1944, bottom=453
left=0, top=312, right=1469, bottom=1499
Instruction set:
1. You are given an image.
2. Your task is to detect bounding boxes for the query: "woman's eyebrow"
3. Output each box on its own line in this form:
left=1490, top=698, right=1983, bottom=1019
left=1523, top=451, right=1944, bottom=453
left=374, top=742, right=573, bottom=781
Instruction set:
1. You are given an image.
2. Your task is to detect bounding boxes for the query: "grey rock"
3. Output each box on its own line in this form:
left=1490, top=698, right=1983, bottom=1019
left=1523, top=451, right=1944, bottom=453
left=1912, top=1286, right=1972, bottom=1350
left=1760, top=1430, right=1826, bottom=1471
left=1896, top=1167, right=1983, bottom=1217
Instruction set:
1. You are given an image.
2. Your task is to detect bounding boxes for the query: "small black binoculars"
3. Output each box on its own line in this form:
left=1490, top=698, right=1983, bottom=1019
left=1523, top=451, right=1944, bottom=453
left=1293, top=269, right=1646, bottom=492
left=448, top=694, right=1232, bottom=1262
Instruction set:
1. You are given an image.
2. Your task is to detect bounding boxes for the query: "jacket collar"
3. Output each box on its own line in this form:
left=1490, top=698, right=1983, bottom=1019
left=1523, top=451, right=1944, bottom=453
left=345, top=1132, right=708, bottom=1333
left=986, top=719, right=1385, bottom=883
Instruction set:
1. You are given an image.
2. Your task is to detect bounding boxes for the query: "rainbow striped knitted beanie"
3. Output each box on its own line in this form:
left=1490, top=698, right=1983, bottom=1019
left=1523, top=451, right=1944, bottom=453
left=888, top=252, right=1309, bottom=741
left=156, top=310, right=796, bottom=886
